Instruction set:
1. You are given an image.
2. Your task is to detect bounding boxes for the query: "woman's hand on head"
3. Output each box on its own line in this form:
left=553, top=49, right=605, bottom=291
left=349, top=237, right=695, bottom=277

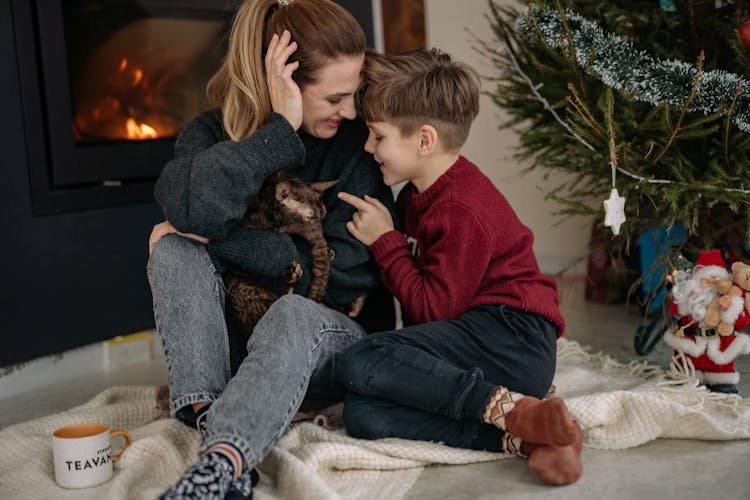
left=338, top=192, right=394, bottom=246
left=149, top=220, right=209, bottom=255
left=265, top=30, right=302, bottom=130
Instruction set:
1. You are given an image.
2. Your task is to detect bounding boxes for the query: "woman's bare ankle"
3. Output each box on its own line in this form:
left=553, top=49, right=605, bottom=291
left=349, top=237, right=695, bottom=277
left=193, top=401, right=210, bottom=412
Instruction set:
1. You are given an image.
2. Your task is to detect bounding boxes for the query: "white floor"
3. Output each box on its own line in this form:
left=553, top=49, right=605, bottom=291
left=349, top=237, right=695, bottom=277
left=1, top=280, right=749, bottom=499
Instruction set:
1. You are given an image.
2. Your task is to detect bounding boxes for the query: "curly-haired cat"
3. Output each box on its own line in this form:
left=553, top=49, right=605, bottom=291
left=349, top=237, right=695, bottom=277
left=225, top=171, right=366, bottom=340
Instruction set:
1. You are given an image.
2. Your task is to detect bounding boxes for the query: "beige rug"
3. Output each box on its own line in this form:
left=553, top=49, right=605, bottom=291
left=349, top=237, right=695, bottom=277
left=1, top=338, right=749, bottom=500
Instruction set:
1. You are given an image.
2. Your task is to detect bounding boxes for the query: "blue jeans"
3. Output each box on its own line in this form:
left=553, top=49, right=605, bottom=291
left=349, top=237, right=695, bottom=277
left=337, top=304, right=557, bottom=452
left=147, top=234, right=367, bottom=466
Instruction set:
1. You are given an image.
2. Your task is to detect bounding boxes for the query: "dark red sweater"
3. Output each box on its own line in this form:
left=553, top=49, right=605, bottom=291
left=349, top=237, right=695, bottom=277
left=369, top=156, right=565, bottom=336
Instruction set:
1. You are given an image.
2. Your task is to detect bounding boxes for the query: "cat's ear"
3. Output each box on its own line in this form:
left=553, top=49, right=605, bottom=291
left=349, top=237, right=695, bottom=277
left=275, top=181, right=292, bottom=202
left=310, top=179, right=339, bottom=193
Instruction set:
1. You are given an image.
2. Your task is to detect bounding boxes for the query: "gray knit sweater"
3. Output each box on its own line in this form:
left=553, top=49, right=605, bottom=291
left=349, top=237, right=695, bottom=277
left=154, top=109, right=396, bottom=308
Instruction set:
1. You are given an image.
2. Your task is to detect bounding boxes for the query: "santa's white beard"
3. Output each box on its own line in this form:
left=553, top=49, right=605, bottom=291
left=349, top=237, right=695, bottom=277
left=671, top=278, right=717, bottom=321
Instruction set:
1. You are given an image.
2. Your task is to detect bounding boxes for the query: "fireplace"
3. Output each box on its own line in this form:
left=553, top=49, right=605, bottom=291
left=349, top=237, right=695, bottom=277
left=12, top=0, right=237, bottom=214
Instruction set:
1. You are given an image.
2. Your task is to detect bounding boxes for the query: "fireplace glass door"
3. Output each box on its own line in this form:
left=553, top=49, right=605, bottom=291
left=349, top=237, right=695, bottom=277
left=13, top=0, right=235, bottom=213
left=50, top=0, right=231, bottom=183
left=67, top=4, right=223, bottom=144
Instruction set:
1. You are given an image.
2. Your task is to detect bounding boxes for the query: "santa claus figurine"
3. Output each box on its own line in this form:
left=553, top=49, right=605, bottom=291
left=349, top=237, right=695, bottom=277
left=664, top=249, right=750, bottom=393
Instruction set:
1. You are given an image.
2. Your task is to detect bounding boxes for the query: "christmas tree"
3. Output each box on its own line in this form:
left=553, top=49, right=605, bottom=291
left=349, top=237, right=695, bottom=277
left=479, top=0, right=750, bottom=257
left=478, top=0, right=750, bottom=353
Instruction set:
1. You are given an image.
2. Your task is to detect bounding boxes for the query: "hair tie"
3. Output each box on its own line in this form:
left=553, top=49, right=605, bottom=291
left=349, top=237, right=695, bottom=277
left=278, top=0, right=293, bottom=6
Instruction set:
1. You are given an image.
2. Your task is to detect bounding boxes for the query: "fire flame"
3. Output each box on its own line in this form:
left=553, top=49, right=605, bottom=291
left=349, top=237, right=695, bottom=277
left=118, top=58, right=144, bottom=87
left=73, top=56, right=176, bottom=141
left=125, top=118, right=158, bottom=140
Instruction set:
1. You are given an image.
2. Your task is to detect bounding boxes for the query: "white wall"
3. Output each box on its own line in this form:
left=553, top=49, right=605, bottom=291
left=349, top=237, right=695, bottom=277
left=424, top=0, right=592, bottom=273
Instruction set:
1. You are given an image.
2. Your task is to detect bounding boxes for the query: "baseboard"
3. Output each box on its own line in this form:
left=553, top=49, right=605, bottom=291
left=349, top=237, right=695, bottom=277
left=537, top=254, right=587, bottom=277
left=0, top=330, right=160, bottom=400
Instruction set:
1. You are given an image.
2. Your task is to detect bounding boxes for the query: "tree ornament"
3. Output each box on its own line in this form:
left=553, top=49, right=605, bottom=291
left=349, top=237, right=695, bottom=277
left=603, top=188, right=626, bottom=236
left=670, top=254, right=694, bottom=276
left=602, top=116, right=625, bottom=237
left=739, top=19, right=750, bottom=52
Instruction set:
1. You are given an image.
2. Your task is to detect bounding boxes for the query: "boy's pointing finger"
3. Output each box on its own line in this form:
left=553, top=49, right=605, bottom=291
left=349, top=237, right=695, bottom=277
left=363, top=195, right=388, bottom=213
left=337, top=192, right=370, bottom=211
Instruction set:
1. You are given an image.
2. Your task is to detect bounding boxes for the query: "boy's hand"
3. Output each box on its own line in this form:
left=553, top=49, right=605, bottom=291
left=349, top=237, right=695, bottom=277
left=338, top=192, right=394, bottom=246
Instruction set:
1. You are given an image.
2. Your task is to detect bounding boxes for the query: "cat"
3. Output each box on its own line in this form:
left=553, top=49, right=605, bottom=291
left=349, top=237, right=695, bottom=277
left=225, top=171, right=365, bottom=340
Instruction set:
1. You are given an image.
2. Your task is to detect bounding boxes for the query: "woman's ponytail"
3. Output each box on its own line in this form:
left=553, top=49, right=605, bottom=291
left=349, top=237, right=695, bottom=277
left=207, top=0, right=276, bottom=141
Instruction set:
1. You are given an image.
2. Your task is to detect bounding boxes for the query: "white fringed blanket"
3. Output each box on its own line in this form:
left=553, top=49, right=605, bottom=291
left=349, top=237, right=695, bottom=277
left=1, top=338, right=748, bottom=500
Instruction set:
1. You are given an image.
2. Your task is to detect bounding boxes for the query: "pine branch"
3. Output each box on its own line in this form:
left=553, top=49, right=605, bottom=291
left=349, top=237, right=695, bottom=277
left=725, top=83, right=744, bottom=170
left=650, top=51, right=705, bottom=164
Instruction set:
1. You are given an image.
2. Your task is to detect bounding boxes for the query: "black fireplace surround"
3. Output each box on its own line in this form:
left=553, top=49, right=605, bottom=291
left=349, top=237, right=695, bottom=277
left=1, top=0, right=374, bottom=365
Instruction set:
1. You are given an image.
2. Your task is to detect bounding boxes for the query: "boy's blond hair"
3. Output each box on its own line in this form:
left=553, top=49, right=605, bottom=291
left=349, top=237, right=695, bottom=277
left=359, top=48, right=480, bottom=151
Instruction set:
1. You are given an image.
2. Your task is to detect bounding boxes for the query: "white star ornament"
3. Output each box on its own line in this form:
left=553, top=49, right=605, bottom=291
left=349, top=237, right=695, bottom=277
left=603, top=188, right=626, bottom=235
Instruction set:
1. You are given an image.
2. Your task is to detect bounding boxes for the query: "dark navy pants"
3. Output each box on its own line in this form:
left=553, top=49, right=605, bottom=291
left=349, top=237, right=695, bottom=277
left=336, top=304, right=557, bottom=452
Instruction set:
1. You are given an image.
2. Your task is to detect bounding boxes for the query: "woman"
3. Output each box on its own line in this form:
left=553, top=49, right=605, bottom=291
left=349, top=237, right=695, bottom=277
left=146, top=1, right=395, bottom=498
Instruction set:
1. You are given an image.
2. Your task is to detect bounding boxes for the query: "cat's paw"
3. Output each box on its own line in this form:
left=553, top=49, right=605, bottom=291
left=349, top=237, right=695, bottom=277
left=283, top=261, right=303, bottom=293
left=348, top=293, right=367, bottom=318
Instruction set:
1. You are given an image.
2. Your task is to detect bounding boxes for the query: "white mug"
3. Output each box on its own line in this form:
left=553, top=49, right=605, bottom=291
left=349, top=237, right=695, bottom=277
left=52, top=423, right=132, bottom=489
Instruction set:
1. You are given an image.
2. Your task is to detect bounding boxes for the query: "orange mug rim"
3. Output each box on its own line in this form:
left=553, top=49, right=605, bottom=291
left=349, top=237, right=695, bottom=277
left=53, top=423, right=109, bottom=439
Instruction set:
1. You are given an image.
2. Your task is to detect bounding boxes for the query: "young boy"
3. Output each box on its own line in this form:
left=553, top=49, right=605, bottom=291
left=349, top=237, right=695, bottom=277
left=336, top=49, right=582, bottom=485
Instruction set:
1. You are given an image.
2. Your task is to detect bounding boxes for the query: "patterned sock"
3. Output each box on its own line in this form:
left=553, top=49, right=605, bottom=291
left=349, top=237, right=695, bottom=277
left=482, top=386, right=524, bottom=430
left=500, top=433, right=524, bottom=456
left=159, top=444, right=243, bottom=500
left=226, top=468, right=260, bottom=500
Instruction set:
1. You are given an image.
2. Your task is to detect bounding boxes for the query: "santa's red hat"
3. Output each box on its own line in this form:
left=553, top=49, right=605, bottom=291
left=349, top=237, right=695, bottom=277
left=695, top=249, right=727, bottom=270
left=693, top=250, right=729, bottom=283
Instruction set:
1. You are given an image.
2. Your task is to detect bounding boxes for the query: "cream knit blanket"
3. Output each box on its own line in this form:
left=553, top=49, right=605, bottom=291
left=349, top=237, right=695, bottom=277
left=1, top=338, right=748, bottom=500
